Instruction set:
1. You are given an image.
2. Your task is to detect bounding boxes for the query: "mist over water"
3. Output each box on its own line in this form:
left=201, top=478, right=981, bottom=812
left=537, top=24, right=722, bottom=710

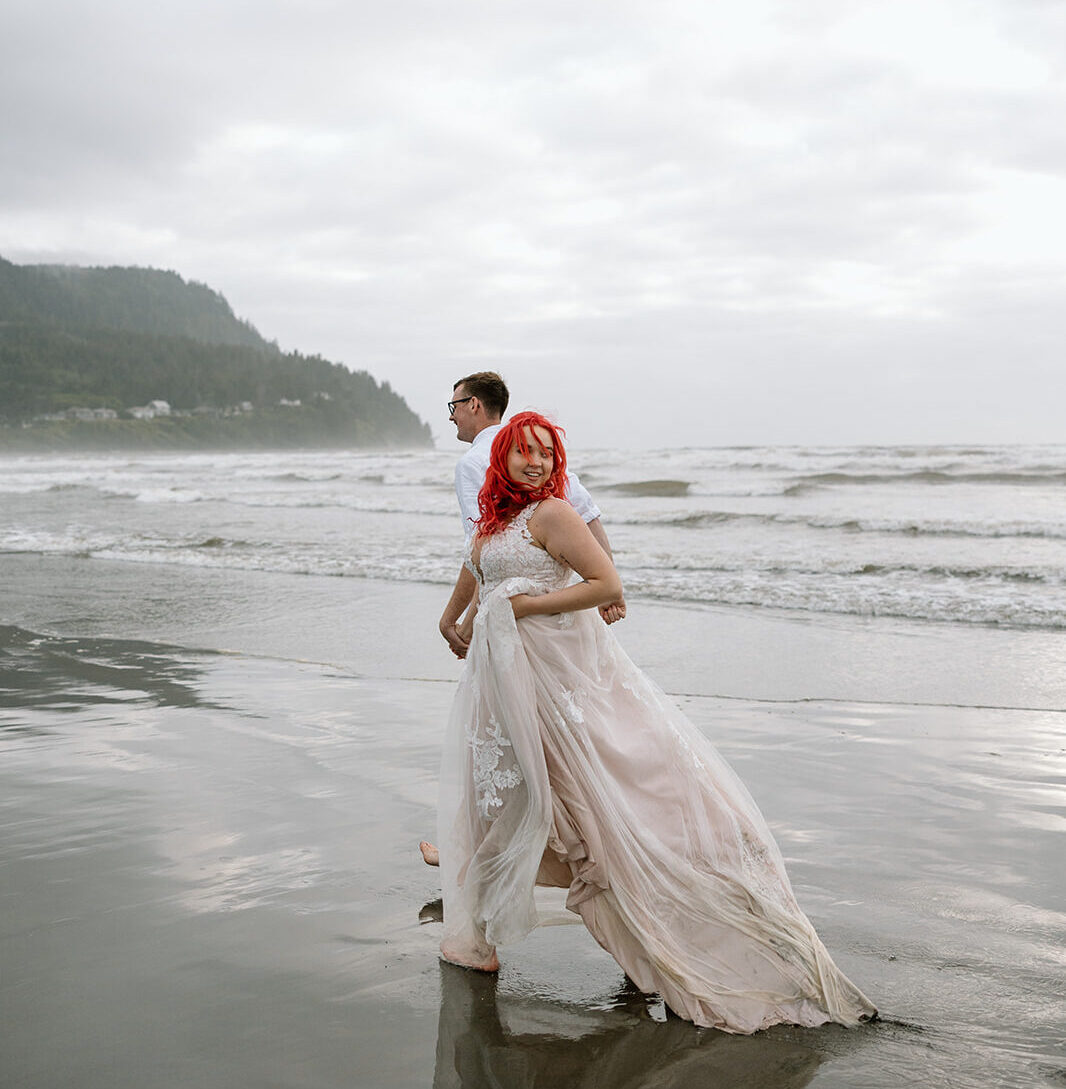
left=2, top=444, right=1064, bottom=629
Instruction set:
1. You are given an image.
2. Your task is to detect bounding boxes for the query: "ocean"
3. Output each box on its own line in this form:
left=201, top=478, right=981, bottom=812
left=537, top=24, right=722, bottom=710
left=2, top=443, right=1064, bottom=629
left=2, top=443, right=1065, bottom=1089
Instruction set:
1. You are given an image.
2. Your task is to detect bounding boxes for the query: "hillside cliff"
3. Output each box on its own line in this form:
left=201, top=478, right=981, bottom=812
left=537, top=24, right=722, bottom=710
left=0, top=257, right=431, bottom=449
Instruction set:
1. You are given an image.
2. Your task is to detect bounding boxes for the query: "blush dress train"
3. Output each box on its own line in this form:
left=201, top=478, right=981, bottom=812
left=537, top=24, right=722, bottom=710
left=437, top=504, right=876, bottom=1034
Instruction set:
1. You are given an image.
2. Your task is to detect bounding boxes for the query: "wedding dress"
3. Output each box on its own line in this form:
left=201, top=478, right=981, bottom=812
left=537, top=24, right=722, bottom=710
left=437, top=504, right=876, bottom=1034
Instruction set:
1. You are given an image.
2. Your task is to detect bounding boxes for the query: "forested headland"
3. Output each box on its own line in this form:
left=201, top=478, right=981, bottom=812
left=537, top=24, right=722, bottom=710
left=0, top=256, right=432, bottom=450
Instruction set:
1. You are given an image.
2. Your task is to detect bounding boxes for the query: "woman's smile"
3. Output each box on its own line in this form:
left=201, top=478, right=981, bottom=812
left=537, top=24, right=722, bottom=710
left=507, top=425, right=554, bottom=489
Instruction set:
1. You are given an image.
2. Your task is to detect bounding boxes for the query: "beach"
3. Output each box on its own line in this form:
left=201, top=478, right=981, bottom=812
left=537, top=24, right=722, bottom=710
left=2, top=552, right=1064, bottom=1089
left=1, top=446, right=1065, bottom=1087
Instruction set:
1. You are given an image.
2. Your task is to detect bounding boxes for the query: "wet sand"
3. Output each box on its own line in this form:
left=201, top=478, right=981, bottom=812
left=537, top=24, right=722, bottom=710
left=1, top=554, right=1064, bottom=1088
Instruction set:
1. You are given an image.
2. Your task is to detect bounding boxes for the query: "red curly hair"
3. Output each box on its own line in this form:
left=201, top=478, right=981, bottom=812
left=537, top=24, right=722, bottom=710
left=476, top=411, right=569, bottom=537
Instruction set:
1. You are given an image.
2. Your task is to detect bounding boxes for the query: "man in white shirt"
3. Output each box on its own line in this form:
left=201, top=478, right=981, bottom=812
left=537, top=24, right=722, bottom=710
left=438, top=371, right=624, bottom=658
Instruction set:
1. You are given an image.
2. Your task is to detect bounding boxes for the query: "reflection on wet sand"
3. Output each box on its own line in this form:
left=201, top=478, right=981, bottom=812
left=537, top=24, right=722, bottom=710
left=0, top=623, right=220, bottom=717
left=432, top=958, right=827, bottom=1089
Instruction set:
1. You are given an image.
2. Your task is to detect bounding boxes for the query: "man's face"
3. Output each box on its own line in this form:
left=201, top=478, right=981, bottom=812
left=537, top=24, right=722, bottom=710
left=449, top=385, right=479, bottom=443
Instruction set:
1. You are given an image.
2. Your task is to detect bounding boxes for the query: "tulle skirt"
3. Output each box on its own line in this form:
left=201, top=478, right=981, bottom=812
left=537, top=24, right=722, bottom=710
left=437, top=582, right=876, bottom=1034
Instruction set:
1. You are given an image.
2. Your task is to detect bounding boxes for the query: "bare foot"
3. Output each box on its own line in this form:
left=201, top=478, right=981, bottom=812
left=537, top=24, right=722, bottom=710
left=419, top=841, right=440, bottom=867
left=440, top=941, right=499, bottom=972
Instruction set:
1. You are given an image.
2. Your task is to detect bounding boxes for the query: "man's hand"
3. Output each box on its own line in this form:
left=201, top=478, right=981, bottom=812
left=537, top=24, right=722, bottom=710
left=456, top=610, right=475, bottom=646
left=599, top=598, right=626, bottom=625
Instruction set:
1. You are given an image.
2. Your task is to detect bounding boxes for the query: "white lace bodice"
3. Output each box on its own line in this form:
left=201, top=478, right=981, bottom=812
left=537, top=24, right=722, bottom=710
left=469, top=503, right=572, bottom=597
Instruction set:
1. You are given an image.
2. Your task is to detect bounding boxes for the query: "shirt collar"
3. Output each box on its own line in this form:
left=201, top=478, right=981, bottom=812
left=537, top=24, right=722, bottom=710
left=471, top=423, right=502, bottom=449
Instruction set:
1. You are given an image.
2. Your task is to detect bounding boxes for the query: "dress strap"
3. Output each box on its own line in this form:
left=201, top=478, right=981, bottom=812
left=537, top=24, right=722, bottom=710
left=512, top=501, right=541, bottom=540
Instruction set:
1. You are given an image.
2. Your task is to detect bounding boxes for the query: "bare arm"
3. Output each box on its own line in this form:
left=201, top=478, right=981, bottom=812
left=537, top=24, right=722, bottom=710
left=439, top=563, right=477, bottom=658
left=586, top=517, right=627, bottom=624
left=510, top=499, right=623, bottom=620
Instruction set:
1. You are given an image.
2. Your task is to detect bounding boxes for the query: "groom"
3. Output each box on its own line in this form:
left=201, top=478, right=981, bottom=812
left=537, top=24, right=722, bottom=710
left=438, top=371, right=625, bottom=658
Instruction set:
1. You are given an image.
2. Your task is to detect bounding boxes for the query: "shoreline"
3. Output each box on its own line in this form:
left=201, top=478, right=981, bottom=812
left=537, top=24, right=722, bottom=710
left=0, top=421, right=434, bottom=453
left=1, top=551, right=1064, bottom=710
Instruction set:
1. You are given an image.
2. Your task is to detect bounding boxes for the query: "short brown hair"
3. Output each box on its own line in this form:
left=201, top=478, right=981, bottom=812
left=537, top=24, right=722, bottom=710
left=453, top=371, right=509, bottom=419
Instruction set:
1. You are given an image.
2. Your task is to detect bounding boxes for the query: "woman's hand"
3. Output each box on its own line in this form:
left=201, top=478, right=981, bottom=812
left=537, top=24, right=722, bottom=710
left=509, top=593, right=531, bottom=619
left=599, top=600, right=626, bottom=625
left=440, top=621, right=469, bottom=659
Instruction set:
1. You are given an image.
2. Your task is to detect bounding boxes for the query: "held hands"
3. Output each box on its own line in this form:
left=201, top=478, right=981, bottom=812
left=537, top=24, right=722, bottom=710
left=440, top=609, right=477, bottom=659
left=440, top=620, right=470, bottom=660
left=438, top=564, right=479, bottom=661
left=456, top=611, right=475, bottom=647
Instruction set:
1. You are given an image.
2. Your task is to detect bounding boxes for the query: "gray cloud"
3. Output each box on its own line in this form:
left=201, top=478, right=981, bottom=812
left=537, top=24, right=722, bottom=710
left=2, top=0, right=1064, bottom=445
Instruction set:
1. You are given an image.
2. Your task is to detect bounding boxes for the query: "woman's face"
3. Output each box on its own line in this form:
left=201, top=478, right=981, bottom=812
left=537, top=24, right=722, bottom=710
left=507, top=425, right=555, bottom=490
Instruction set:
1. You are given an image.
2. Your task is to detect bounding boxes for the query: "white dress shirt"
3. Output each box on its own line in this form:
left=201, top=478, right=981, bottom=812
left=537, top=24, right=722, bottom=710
left=455, top=423, right=602, bottom=540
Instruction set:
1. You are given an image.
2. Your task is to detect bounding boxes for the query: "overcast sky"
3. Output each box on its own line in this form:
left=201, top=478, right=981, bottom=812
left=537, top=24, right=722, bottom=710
left=3, top=0, right=1064, bottom=448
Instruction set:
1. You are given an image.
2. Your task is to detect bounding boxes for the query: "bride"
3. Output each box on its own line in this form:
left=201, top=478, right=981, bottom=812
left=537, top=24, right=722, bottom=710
left=433, top=411, right=876, bottom=1035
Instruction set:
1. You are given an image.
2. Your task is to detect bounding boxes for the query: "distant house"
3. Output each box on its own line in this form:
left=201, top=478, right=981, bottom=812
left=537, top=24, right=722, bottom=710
left=127, top=400, right=172, bottom=419
left=32, top=407, right=117, bottom=423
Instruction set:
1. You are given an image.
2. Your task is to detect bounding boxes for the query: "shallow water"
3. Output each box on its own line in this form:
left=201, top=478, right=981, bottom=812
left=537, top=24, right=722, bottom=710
left=3, top=443, right=1064, bottom=627
left=2, top=558, right=1064, bottom=1088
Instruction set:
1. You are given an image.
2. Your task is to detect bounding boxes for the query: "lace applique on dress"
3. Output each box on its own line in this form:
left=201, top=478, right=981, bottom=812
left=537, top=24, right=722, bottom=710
left=468, top=715, right=524, bottom=820
left=670, top=720, right=706, bottom=771
left=621, top=660, right=653, bottom=707
left=739, top=827, right=793, bottom=911
left=477, top=503, right=571, bottom=598
left=620, top=666, right=704, bottom=770
left=560, top=688, right=585, bottom=724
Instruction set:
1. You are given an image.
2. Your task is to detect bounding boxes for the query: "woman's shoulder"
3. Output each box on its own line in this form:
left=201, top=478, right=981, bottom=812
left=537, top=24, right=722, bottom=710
left=532, top=495, right=576, bottom=515
left=527, top=496, right=583, bottom=531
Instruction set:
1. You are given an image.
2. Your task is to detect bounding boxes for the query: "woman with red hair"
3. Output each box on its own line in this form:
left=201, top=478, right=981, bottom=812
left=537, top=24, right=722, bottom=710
left=434, top=412, right=876, bottom=1034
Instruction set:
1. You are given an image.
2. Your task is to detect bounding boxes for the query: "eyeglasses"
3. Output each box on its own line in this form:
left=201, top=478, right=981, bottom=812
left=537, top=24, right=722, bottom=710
left=447, top=397, right=474, bottom=416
